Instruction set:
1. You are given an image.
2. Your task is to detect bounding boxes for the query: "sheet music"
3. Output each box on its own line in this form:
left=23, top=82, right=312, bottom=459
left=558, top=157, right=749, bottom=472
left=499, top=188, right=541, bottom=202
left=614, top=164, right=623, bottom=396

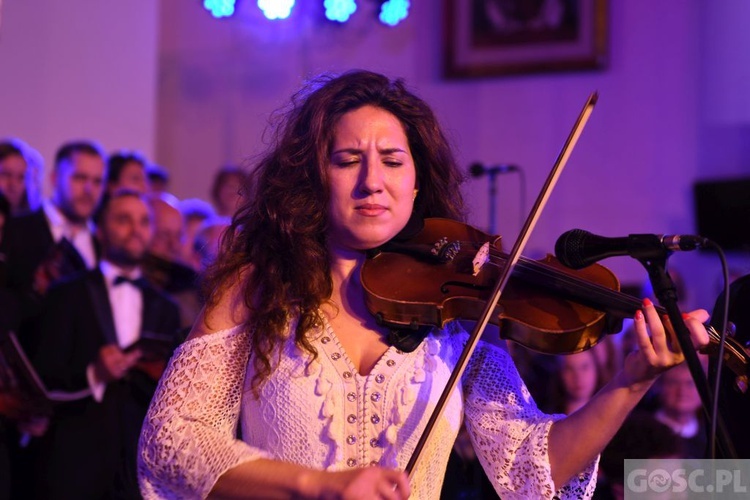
left=0, top=330, right=91, bottom=417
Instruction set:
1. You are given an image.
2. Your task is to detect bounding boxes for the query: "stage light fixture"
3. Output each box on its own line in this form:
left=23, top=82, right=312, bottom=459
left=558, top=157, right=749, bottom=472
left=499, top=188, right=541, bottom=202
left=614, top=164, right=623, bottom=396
left=202, top=0, right=409, bottom=27
left=379, top=0, right=409, bottom=26
left=324, top=0, right=357, bottom=23
left=204, top=0, right=237, bottom=18
left=258, top=0, right=296, bottom=19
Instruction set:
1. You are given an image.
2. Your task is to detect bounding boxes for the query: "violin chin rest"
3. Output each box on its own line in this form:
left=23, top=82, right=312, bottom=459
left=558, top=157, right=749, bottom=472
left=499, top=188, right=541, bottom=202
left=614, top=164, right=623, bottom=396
left=387, top=325, right=432, bottom=353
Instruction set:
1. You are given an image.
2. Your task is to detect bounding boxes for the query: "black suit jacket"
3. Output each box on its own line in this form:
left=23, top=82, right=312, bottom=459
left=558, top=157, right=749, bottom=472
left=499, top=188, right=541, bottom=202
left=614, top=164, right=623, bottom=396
left=2, top=209, right=56, bottom=290
left=29, top=269, right=181, bottom=499
left=1, top=209, right=92, bottom=357
left=711, top=274, right=750, bottom=458
left=1, top=209, right=82, bottom=299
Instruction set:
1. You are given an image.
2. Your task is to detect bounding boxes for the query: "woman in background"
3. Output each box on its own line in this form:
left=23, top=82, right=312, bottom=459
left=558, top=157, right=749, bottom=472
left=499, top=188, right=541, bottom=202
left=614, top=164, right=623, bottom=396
left=546, top=350, right=603, bottom=415
left=210, top=165, right=247, bottom=218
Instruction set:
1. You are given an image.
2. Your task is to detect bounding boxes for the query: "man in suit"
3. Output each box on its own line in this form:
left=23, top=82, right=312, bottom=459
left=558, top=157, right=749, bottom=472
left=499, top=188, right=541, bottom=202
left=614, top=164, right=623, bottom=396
left=29, top=189, right=181, bottom=499
left=143, top=193, right=202, bottom=330
left=1, top=141, right=106, bottom=354
left=711, top=274, right=750, bottom=457
left=0, top=191, right=14, bottom=500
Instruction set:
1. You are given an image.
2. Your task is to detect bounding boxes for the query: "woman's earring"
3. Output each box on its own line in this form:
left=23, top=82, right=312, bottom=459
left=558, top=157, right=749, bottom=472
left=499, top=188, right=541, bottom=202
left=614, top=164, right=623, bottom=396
left=413, top=189, right=419, bottom=201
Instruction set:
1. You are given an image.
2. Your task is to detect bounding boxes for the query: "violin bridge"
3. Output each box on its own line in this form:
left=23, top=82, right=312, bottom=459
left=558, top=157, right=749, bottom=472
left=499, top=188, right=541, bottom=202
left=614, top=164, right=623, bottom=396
left=472, top=242, right=490, bottom=276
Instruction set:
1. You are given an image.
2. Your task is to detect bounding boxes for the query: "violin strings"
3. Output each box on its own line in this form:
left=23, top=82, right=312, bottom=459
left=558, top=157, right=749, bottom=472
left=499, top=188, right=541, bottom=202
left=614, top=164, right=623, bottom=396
left=420, top=238, right=747, bottom=375
left=454, top=241, right=646, bottom=317
left=711, top=331, right=744, bottom=362
left=444, top=240, right=747, bottom=372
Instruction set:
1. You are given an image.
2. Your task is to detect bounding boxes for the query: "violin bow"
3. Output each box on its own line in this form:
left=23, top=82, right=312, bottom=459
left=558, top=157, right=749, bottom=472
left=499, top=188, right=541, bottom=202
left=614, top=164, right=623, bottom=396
left=405, top=92, right=599, bottom=478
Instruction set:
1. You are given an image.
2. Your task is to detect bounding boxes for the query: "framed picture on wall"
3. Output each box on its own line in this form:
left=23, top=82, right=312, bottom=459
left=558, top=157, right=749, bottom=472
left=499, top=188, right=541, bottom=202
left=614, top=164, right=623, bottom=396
left=444, top=0, right=608, bottom=78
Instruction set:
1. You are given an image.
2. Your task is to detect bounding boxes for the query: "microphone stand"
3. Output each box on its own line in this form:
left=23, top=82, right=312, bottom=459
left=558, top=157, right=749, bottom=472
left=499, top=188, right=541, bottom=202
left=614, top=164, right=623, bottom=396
left=486, top=168, right=499, bottom=235
left=471, top=164, right=523, bottom=235
left=639, top=253, right=737, bottom=459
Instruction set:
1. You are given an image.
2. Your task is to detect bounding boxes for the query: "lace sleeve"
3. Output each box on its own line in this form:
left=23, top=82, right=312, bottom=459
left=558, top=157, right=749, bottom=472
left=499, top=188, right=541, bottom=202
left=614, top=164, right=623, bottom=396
left=138, top=326, right=270, bottom=499
left=462, top=342, right=598, bottom=500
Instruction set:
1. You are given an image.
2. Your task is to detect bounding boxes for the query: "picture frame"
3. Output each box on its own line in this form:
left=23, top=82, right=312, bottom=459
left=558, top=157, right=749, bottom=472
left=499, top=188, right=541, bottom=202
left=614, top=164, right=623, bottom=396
left=444, top=0, right=608, bottom=78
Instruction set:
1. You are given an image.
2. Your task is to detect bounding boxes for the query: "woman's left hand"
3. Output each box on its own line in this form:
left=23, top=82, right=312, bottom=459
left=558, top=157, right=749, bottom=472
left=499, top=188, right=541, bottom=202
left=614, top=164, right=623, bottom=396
left=622, top=298, right=710, bottom=389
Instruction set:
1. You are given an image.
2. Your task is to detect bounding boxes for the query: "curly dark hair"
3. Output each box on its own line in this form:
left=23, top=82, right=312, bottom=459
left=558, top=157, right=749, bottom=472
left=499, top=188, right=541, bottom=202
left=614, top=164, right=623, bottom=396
left=107, top=150, right=147, bottom=186
left=203, top=70, right=466, bottom=388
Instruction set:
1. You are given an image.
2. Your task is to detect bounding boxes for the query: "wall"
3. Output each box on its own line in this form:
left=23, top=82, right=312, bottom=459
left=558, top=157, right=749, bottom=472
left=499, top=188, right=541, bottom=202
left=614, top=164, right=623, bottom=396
left=0, top=0, right=159, bottom=187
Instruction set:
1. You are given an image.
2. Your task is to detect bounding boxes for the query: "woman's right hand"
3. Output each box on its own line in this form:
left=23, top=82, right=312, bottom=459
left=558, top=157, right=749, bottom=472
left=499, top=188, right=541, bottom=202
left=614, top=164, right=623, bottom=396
left=302, top=466, right=411, bottom=500
left=211, top=458, right=410, bottom=499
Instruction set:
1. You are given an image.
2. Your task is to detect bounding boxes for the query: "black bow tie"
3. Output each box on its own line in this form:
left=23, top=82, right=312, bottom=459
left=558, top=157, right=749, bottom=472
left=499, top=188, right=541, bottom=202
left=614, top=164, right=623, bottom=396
left=113, top=275, right=148, bottom=289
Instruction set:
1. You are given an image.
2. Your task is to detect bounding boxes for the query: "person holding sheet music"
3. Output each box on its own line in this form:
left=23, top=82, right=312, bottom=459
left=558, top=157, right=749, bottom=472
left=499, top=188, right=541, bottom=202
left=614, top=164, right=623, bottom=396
left=137, top=70, right=710, bottom=499
left=1, top=141, right=107, bottom=359
left=0, top=190, right=15, bottom=500
left=26, top=189, right=180, bottom=499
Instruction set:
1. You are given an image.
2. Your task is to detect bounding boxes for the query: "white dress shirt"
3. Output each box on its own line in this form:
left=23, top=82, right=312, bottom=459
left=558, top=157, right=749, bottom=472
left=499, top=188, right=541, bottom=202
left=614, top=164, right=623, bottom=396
left=87, top=260, right=145, bottom=401
left=99, top=260, right=144, bottom=349
left=42, top=200, right=97, bottom=269
left=655, top=409, right=700, bottom=438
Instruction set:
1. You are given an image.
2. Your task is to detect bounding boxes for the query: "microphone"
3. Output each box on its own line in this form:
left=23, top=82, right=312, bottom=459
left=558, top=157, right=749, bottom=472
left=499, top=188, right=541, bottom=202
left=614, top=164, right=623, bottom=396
left=469, top=162, right=519, bottom=177
left=554, top=229, right=708, bottom=269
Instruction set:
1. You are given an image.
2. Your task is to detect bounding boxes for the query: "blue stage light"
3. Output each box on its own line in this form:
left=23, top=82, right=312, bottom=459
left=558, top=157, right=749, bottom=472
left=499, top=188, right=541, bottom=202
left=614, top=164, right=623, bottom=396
left=258, top=0, right=295, bottom=20
left=379, top=0, right=409, bottom=26
left=204, top=0, right=237, bottom=18
left=324, top=0, right=357, bottom=23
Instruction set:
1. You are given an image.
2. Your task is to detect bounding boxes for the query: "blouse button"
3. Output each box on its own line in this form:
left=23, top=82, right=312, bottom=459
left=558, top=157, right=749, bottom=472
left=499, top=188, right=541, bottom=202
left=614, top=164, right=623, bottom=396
left=347, top=414, right=357, bottom=423
left=375, top=374, right=385, bottom=384
left=371, top=414, right=380, bottom=424
left=370, top=460, right=378, bottom=466
left=331, top=352, right=341, bottom=361
left=386, top=359, right=396, bottom=367
left=370, top=438, right=379, bottom=448
left=370, top=392, right=381, bottom=402
left=347, top=458, right=357, bottom=467
left=346, top=435, right=356, bottom=445
left=343, top=371, right=352, bottom=379
left=347, top=392, right=356, bottom=402
left=321, top=336, right=331, bottom=344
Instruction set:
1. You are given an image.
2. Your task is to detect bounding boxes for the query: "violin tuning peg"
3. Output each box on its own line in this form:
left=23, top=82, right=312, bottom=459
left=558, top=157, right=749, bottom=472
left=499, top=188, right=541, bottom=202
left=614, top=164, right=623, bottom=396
left=443, top=241, right=461, bottom=261
left=430, top=237, right=449, bottom=256
left=431, top=237, right=461, bottom=263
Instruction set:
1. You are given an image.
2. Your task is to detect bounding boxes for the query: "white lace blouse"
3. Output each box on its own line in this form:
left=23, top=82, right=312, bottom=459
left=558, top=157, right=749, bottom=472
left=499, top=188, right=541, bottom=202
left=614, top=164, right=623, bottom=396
left=138, top=319, right=597, bottom=499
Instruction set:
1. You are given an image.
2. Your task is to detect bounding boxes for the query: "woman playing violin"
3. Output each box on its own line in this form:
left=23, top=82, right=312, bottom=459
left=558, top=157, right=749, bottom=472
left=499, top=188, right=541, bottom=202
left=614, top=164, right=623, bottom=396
left=137, top=70, right=710, bottom=499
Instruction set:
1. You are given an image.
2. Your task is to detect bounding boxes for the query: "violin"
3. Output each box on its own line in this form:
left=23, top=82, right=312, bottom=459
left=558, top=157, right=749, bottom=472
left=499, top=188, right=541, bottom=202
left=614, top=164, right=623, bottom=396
left=361, top=218, right=749, bottom=380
